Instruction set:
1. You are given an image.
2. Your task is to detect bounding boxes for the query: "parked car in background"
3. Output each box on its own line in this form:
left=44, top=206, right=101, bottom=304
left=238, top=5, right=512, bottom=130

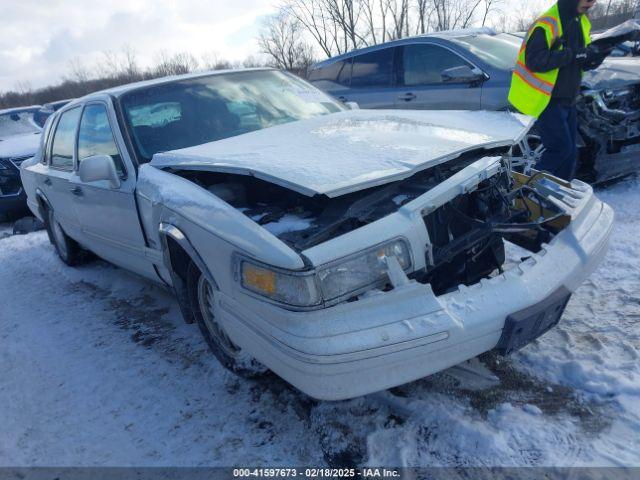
left=309, top=24, right=640, bottom=183
left=0, top=106, right=42, bottom=220
left=33, top=99, right=74, bottom=127
left=21, top=69, right=612, bottom=400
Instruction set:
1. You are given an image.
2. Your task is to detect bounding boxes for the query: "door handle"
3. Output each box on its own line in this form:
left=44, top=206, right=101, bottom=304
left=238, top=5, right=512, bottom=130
left=398, top=93, right=416, bottom=101
left=44, top=178, right=52, bottom=186
left=70, top=186, right=83, bottom=197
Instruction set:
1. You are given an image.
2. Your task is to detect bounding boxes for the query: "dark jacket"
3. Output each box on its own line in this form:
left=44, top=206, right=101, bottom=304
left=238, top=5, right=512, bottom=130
left=524, top=0, right=603, bottom=104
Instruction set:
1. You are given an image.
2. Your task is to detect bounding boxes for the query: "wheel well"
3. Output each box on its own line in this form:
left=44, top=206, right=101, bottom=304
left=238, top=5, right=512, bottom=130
left=36, top=194, right=50, bottom=218
left=166, top=236, right=192, bottom=282
left=164, top=235, right=196, bottom=324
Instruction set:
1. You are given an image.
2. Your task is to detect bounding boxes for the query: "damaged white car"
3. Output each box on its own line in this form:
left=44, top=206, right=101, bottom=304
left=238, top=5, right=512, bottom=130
left=21, top=69, right=613, bottom=400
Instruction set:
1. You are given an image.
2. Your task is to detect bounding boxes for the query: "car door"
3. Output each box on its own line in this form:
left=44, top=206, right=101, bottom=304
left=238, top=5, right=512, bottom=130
left=394, top=43, right=482, bottom=110
left=341, top=47, right=401, bottom=108
left=69, top=101, right=157, bottom=280
left=40, top=107, right=83, bottom=240
left=308, top=58, right=353, bottom=103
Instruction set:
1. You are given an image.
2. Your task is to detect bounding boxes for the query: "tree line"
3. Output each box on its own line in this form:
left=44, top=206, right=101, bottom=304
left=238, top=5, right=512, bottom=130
left=1, top=0, right=637, bottom=109
left=0, top=49, right=268, bottom=110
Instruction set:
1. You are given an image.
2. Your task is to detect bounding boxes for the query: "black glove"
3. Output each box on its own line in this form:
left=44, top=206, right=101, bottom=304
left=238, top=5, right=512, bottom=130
left=574, top=47, right=588, bottom=63
left=575, top=44, right=614, bottom=65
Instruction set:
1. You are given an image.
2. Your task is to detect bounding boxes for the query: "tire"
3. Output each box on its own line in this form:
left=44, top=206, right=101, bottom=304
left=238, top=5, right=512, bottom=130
left=45, top=207, right=85, bottom=266
left=187, top=261, right=267, bottom=378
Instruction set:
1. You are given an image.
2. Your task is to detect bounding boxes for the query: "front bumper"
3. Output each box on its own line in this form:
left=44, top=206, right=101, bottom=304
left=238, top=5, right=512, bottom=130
left=216, top=184, right=614, bottom=400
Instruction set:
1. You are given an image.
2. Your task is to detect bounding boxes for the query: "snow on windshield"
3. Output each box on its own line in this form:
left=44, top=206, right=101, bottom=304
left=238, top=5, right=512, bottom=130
left=0, top=111, right=41, bottom=140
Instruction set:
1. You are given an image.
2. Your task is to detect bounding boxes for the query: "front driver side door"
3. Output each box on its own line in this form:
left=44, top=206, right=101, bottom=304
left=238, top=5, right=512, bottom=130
left=69, top=101, right=157, bottom=280
left=394, top=43, right=482, bottom=110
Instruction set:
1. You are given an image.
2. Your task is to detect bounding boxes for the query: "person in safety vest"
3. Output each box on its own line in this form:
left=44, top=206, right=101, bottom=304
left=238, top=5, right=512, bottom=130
left=508, top=0, right=612, bottom=181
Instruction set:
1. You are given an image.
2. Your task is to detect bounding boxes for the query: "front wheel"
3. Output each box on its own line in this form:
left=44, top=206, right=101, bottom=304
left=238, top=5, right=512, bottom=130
left=187, top=261, right=267, bottom=378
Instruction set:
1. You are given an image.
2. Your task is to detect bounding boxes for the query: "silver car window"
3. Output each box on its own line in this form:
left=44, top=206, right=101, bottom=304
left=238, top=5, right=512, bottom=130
left=50, top=107, right=81, bottom=171
left=77, top=104, right=125, bottom=176
left=402, top=44, right=471, bottom=86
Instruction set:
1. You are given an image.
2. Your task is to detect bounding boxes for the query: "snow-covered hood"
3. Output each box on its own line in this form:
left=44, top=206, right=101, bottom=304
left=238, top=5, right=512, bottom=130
left=152, top=110, right=533, bottom=197
left=0, top=132, right=40, bottom=159
left=583, top=57, right=640, bottom=90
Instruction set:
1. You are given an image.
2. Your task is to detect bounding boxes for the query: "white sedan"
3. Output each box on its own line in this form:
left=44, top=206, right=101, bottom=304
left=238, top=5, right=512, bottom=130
left=20, top=68, right=613, bottom=400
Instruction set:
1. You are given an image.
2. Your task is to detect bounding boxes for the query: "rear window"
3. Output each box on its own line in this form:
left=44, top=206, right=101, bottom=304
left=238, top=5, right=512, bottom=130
left=351, top=48, right=395, bottom=88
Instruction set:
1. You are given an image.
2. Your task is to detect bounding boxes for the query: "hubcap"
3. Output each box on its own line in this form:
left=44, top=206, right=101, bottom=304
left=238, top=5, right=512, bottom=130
left=50, top=212, right=68, bottom=259
left=197, top=275, right=241, bottom=358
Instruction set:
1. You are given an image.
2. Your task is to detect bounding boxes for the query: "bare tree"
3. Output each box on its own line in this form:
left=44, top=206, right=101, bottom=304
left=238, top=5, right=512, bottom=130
left=66, top=57, right=91, bottom=83
left=201, top=52, right=234, bottom=70
left=259, top=9, right=316, bottom=72
left=153, top=51, right=199, bottom=77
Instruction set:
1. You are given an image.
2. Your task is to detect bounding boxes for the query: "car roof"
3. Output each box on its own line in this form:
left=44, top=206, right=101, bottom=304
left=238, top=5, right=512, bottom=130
left=78, top=68, right=276, bottom=101
left=311, top=28, right=497, bottom=69
left=0, top=105, right=42, bottom=115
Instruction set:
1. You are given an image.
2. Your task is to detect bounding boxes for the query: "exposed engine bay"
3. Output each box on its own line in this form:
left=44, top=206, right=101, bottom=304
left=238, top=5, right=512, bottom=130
left=577, top=83, right=640, bottom=183
left=172, top=149, right=570, bottom=296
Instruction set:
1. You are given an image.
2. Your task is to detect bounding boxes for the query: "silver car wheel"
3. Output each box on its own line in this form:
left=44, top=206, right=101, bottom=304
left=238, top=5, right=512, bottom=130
left=49, top=211, right=68, bottom=259
left=197, top=275, right=242, bottom=359
left=509, top=134, right=545, bottom=174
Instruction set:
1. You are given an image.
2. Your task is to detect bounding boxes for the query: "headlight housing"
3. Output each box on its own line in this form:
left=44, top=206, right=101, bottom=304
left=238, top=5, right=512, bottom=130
left=317, top=239, right=411, bottom=301
left=239, top=260, right=321, bottom=308
left=237, top=238, right=412, bottom=308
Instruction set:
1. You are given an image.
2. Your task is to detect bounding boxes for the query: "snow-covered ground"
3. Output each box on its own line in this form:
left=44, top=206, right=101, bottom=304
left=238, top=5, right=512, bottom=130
left=1, top=177, right=639, bottom=467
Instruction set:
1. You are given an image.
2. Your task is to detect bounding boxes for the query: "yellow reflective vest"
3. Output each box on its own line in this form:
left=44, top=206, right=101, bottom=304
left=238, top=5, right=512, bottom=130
left=508, top=3, right=591, bottom=118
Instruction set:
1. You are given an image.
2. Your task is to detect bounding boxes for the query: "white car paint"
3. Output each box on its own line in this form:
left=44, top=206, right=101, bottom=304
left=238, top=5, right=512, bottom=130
left=152, top=109, right=533, bottom=197
left=20, top=70, right=613, bottom=400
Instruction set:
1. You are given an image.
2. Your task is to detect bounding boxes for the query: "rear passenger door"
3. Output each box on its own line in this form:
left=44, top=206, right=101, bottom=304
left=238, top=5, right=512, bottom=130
left=69, top=102, right=157, bottom=280
left=394, top=43, right=482, bottom=110
left=40, top=107, right=83, bottom=240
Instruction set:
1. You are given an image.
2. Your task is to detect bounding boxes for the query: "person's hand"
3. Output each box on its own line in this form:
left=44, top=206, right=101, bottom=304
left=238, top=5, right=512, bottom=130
left=574, top=47, right=588, bottom=63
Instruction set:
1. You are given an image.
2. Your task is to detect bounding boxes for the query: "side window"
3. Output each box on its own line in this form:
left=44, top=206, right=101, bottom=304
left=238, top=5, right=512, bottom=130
left=350, top=48, right=394, bottom=88
left=402, top=44, right=471, bottom=86
left=308, top=60, right=351, bottom=86
left=77, top=104, right=125, bottom=176
left=50, top=108, right=81, bottom=170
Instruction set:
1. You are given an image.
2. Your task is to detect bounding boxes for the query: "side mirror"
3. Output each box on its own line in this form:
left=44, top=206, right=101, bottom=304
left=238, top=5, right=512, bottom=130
left=441, top=65, right=486, bottom=84
left=78, top=155, right=120, bottom=189
left=344, top=101, right=360, bottom=110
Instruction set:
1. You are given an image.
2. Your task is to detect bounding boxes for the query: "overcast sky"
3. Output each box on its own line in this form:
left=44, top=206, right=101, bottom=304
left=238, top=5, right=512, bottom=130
left=0, top=0, right=276, bottom=92
left=0, top=0, right=553, bottom=93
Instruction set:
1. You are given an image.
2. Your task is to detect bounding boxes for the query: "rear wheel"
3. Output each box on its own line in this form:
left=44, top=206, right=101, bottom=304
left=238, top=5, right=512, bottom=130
left=187, top=261, right=267, bottom=378
left=45, top=207, right=84, bottom=266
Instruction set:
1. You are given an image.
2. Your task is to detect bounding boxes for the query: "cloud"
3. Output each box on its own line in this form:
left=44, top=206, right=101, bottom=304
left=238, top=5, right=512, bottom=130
left=0, top=0, right=276, bottom=92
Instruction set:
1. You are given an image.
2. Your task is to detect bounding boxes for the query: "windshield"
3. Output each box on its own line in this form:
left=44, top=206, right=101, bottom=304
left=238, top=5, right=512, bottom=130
left=451, top=34, right=521, bottom=70
left=120, top=70, right=344, bottom=163
left=0, top=111, right=42, bottom=140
